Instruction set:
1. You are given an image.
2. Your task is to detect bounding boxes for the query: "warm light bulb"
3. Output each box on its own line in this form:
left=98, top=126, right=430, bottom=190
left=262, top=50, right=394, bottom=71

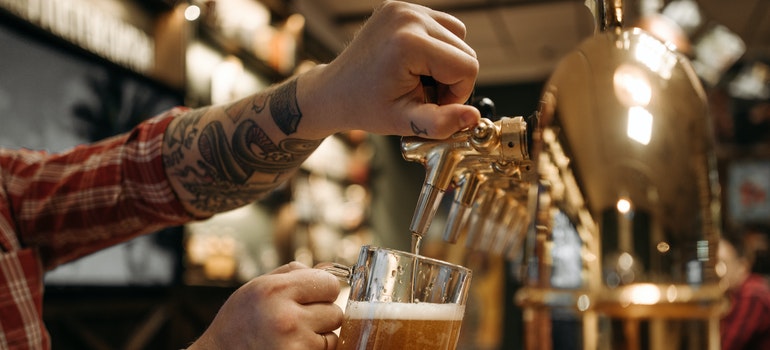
left=185, top=5, right=201, bottom=21
left=623, top=283, right=661, bottom=305
left=617, top=198, right=632, bottom=213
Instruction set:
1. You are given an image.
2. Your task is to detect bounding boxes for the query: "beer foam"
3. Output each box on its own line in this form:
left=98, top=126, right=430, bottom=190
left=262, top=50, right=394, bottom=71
left=344, top=301, right=465, bottom=321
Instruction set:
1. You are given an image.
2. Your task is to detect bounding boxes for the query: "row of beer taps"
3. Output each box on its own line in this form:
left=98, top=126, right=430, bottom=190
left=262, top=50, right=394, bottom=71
left=401, top=96, right=536, bottom=260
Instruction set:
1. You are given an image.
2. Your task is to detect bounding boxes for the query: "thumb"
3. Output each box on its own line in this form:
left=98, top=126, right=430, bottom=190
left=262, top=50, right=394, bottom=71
left=404, top=103, right=480, bottom=140
left=268, top=261, right=310, bottom=275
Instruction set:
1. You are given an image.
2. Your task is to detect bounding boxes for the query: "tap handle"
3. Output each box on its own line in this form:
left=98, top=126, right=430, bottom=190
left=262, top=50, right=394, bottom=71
left=319, top=262, right=353, bottom=285
left=471, top=96, right=497, bottom=120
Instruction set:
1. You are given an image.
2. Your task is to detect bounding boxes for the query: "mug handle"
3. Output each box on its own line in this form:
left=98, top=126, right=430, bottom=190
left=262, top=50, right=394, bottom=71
left=319, top=262, right=353, bottom=284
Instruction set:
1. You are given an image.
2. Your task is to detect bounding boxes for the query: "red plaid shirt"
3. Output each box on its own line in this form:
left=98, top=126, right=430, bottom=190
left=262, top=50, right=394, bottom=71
left=0, top=109, right=196, bottom=349
left=721, top=274, right=770, bottom=350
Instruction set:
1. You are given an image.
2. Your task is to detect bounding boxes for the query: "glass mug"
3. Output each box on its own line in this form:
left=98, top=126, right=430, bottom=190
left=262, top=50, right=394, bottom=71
left=325, top=246, right=472, bottom=350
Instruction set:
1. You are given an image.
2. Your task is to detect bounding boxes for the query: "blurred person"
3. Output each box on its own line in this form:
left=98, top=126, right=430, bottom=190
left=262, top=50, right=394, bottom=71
left=718, top=232, right=770, bottom=350
left=0, top=1, right=481, bottom=349
left=744, top=225, right=770, bottom=281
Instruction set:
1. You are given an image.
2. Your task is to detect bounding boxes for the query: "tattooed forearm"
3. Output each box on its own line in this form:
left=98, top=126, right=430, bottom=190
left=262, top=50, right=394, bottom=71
left=163, top=107, right=207, bottom=167
left=197, top=119, right=320, bottom=184
left=270, top=78, right=302, bottom=135
left=181, top=174, right=280, bottom=213
left=170, top=116, right=321, bottom=213
left=225, top=95, right=267, bottom=123
left=224, top=78, right=302, bottom=135
left=163, top=76, right=321, bottom=214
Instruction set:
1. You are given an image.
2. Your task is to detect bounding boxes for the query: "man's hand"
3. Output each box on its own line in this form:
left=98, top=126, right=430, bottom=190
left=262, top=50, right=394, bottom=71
left=299, top=0, right=481, bottom=140
left=188, top=262, right=343, bottom=349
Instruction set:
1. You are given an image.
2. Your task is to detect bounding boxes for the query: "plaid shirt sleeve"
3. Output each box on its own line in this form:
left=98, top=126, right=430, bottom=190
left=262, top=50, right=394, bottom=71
left=0, top=108, right=199, bottom=349
left=3, top=108, right=198, bottom=270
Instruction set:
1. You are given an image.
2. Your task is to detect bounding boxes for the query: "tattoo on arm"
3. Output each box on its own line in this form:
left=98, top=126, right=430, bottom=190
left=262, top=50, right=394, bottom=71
left=163, top=107, right=206, bottom=167
left=270, top=78, right=302, bottom=135
left=226, top=77, right=301, bottom=135
left=411, top=121, right=428, bottom=136
left=169, top=117, right=321, bottom=213
left=225, top=94, right=268, bottom=123
left=164, top=77, right=315, bottom=213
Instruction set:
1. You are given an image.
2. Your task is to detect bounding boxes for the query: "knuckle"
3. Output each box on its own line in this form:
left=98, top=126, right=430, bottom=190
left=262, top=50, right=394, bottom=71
left=248, top=277, right=287, bottom=300
left=388, top=29, right=424, bottom=54
left=381, top=1, right=423, bottom=27
left=272, top=310, right=301, bottom=334
left=379, top=0, right=407, bottom=15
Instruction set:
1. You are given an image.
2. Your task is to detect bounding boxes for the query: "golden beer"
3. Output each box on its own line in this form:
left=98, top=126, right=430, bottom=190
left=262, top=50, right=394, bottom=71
left=337, top=300, right=465, bottom=350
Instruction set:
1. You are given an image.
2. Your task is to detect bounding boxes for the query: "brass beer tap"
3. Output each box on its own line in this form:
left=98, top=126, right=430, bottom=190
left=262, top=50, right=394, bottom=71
left=401, top=115, right=533, bottom=251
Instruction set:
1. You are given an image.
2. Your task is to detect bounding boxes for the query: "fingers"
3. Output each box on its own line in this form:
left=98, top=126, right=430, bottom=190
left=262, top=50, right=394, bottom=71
left=383, top=2, right=478, bottom=104
left=425, top=11, right=475, bottom=60
left=263, top=262, right=341, bottom=306
left=420, top=38, right=478, bottom=105
left=405, top=103, right=481, bottom=139
left=427, top=5, right=468, bottom=41
left=320, top=332, right=339, bottom=350
left=199, top=264, right=344, bottom=349
left=285, top=267, right=342, bottom=304
left=269, top=261, right=310, bottom=274
left=266, top=262, right=340, bottom=304
left=304, top=302, right=344, bottom=333
left=379, top=0, right=468, bottom=44
left=383, top=2, right=478, bottom=129
left=312, top=1, right=480, bottom=138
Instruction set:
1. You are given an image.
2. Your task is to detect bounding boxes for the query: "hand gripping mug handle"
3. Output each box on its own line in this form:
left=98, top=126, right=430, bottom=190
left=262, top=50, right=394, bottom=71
left=320, top=262, right=353, bottom=285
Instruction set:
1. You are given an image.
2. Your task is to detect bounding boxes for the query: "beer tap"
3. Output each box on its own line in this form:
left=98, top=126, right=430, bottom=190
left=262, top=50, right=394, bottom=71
left=443, top=171, right=487, bottom=244
left=464, top=175, right=529, bottom=253
left=442, top=96, right=498, bottom=244
left=464, top=185, right=504, bottom=251
left=488, top=180, right=530, bottom=255
left=401, top=112, right=533, bottom=252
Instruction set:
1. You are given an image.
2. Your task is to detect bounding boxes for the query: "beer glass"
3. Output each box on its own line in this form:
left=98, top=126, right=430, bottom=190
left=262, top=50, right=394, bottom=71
left=325, top=246, right=472, bottom=350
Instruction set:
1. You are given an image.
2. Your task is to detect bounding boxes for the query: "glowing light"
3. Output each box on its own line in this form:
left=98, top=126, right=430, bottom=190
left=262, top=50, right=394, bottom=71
left=618, top=252, right=634, bottom=271
left=185, top=5, right=201, bottom=21
left=666, top=284, right=678, bottom=302
left=627, top=106, right=653, bottom=145
left=623, top=283, right=661, bottom=305
left=656, top=241, right=670, bottom=253
left=616, top=198, right=632, bottom=213
left=662, top=0, right=703, bottom=34
left=577, top=294, right=591, bottom=311
left=634, top=33, right=677, bottom=80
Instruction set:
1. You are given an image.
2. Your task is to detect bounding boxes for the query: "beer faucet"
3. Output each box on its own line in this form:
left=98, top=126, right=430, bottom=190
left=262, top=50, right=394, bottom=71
left=401, top=113, right=533, bottom=251
left=443, top=171, right=487, bottom=243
